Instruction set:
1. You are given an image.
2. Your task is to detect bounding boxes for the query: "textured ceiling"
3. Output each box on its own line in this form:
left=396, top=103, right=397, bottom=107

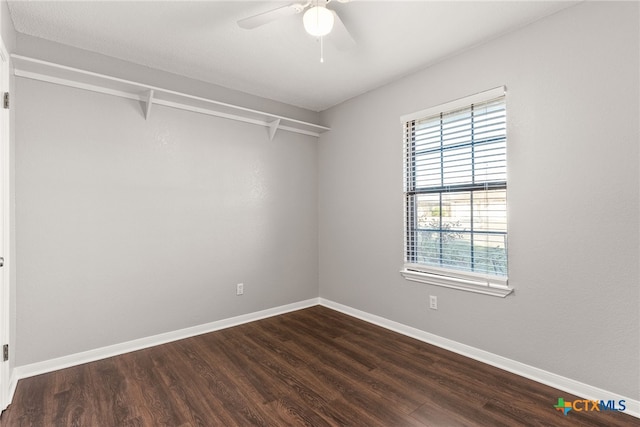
left=7, top=1, right=578, bottom=111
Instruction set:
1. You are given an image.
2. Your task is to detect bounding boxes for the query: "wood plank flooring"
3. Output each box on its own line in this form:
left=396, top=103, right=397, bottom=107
left=1, top=306, right=637, bottom=426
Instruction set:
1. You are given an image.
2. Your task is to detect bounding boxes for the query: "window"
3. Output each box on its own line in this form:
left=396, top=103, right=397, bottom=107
left=401, top=87, right=512, bottom=297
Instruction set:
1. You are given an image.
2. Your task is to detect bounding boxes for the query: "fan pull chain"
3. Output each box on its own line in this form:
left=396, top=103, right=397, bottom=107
left=320, top=36, right=324, bottom=63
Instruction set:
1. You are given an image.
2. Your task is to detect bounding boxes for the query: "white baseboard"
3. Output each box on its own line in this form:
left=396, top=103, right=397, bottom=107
left=7, top=368, right=18, bottom=407
left=10, top=297, right=638, bottom=419
left=15, top=298, right=320, bottom=381
left=319, top=298, right=639, bottom=419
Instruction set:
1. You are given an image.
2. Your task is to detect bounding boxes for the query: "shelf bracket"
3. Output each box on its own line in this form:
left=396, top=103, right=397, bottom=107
left=268, top=119, right=280, bottom=141
left=144, top=89, right=154, bottom=120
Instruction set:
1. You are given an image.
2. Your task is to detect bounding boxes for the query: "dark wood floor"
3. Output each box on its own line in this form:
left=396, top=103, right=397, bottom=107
left=0, top=306, right=637, bottom=426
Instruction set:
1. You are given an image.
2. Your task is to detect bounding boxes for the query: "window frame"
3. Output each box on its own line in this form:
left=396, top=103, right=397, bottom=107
left=400, top=87, right=513, bottom=297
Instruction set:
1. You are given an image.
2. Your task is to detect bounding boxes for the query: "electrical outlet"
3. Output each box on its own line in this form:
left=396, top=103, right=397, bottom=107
left=429, top=295, right=438, bottom=310
left=236, top=283, right=244, bottom=296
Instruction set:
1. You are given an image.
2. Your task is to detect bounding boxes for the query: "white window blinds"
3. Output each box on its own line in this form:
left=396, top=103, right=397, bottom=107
left=402, top=87, right=510, bottom=296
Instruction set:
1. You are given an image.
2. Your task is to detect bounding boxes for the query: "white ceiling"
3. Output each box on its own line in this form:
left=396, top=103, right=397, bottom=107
left=7, top=1, right=578, bottom=112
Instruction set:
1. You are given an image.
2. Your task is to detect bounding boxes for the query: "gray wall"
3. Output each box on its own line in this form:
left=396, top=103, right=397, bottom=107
left=318, top=1, right=639, bottom=399
left=15, top=62, right=319, bottom=365
left=10, top=0, right=639, bottom=402
left=15, top=34, right=320, bottom=126
left=1, top=0, right=15, bottom=51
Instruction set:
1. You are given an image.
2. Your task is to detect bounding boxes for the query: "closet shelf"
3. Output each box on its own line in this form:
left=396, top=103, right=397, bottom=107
left=11, top=54, right=330, bottom=139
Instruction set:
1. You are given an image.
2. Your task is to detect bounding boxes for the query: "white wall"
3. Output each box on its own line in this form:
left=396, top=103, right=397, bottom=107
left=14, top=58, right=319, bottom=365
left=319, top=1, right=639, bottom=399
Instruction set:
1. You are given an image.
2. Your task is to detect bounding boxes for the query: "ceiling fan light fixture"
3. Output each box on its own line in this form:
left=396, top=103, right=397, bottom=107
left=303, top=5, right=334, bottom=37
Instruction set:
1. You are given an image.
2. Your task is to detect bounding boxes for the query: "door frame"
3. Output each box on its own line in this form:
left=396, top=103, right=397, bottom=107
left=0, top=37, right=11, bottom=412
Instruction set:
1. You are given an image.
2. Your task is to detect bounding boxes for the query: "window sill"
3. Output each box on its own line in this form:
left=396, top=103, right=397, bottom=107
left=400, top=268, right=513, bottom=298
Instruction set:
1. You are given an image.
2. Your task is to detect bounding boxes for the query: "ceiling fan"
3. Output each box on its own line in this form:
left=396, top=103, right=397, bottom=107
left=237, top=0, right=356, bottom=52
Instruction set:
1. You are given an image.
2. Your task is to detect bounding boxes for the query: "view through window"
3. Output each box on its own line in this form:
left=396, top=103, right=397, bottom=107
left=403, top=91, right=507, bottom=282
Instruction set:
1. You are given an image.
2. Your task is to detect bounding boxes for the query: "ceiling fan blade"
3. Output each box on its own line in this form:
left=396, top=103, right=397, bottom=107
left=329, top=10, right=356, bottom=51
left=237, top=4, right=305, bottom=30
